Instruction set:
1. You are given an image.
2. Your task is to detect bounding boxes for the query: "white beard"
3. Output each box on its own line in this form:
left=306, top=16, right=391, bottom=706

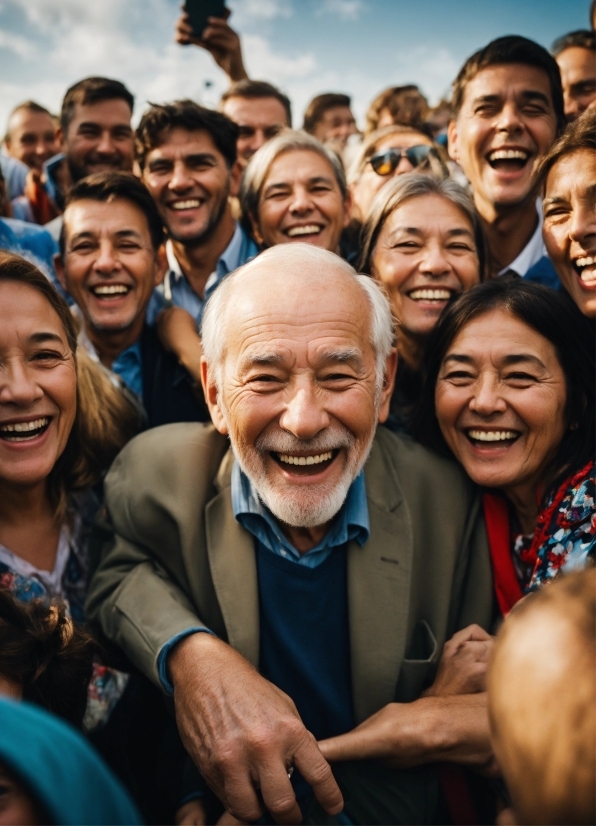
left=224, top=415, right=377, bottom=528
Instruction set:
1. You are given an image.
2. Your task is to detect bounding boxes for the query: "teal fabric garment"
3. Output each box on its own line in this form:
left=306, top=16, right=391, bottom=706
left=0, top=699, right=143, bottom=825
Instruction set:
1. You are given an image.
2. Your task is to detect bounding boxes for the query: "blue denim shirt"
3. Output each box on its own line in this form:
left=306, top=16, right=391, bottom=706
left=111, top=340, right=143, bottom=398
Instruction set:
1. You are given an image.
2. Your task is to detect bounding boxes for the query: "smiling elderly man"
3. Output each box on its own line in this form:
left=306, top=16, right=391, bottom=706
left=87, top=244, right=493, bottom=825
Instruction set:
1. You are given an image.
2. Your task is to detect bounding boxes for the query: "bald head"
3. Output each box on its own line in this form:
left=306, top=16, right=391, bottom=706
left=488, top=569, right=596, bottom=825
left=201, top=244, right=393, bottom=380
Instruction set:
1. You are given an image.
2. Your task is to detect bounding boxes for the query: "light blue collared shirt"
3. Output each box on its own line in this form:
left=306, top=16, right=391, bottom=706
left=231, top=462, right=370, bottom=567
left=111, top=340, right=143, bottom=398
left=147, top=222, right=258, bottom=325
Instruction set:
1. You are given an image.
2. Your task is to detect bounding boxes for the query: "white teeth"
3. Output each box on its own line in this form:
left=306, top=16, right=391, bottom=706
left=468, top=430, right=518, bottom=442
left=171, top=200, right=201, bottom=210
left=286, top=225, right=322, bottom=237
left=409, top=289, right=451, bottom=301
left=278, top=451, right=333, bottom=465
left=92, top=285, right=130, bottom=296
left=0, top=417, right=49, bottom=434
left=576, top=256, right=596, bottom=268
left=488, top=149, right=529, bottom=162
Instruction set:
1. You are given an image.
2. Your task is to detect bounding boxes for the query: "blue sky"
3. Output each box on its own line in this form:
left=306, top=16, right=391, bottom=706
left=0, top=0, right=590, bottom=131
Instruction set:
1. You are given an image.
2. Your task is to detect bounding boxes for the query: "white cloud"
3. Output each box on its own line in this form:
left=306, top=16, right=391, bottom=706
left=316, top=0, right=365, bottom=21
left=0, top=29, right=36, bottom=58
left=392, top=45, right=460, bottom=104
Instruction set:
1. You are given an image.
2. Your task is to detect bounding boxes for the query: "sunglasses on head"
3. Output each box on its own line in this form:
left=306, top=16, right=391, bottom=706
left=369, top=144, right=434, bottom=176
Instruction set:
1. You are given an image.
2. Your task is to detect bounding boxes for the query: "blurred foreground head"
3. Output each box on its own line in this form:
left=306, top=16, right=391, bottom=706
left=488, top=568, right=596, bottom=825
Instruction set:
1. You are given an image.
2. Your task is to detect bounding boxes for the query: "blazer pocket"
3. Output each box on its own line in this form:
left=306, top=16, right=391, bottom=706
left=395, top=620, right=438, bottom=702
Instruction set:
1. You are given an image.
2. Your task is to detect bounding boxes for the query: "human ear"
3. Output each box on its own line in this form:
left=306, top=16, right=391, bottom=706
left=249, top=213, right=264, bottom=246
left=153, top=244, right=168, bottom=287
left=229, top=159, right=242, bottom=198
left=200, top=357, right=228, bottom=434
left=377, top=348, right=398, bottom=423
left=447, top=120, right=459, bottom=163
left=54, top=253, right=68, bottom=291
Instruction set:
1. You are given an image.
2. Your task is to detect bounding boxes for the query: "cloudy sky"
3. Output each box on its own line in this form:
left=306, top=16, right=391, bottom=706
left=0, top=0, right=589, bottom=131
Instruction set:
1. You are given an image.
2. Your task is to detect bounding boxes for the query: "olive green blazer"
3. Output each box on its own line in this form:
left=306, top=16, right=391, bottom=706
left=86, top=423, right=493, bottom=723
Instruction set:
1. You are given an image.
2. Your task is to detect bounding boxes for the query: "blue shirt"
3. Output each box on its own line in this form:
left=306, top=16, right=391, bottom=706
left=147, top=223, right=258, bottom=325
left=111, top=340, right=143, bottom=398
left=0, top=218, right=60, bottom=289
left=232, top=462, right=370, bottom=567
left=156, top=464, right=370, bottom=692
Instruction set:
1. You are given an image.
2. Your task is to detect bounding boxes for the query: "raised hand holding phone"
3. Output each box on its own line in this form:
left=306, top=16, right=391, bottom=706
left=175, top=2, right=248, bottom=82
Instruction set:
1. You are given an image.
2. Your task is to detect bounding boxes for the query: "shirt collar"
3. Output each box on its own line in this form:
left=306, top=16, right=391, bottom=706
left=165, top=222, right=245, bottom=284
left=231, top=461, right=370, bottom=560
left=498, top=199, right=547, bottom=277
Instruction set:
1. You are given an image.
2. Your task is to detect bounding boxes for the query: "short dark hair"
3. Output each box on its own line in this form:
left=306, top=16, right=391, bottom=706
left=413, top=278, right=595, bottom=502
left=135, top=99, right=238, bottom=170
left=552, top=29, right=596, bottom=56
left=451, top=36, right=566, bottom=135
left=220, top=79, right=292, bottom=127
left=303, top=93, right=351, bottom=133
left=62, top=171, right=164, bottom=254
left=0, top=589, right=95, bottom=728
left=536, top=109, right=596, bottom=191
left=7, top=100, right=53, bottom=122
left=60, top=77, right=134, bottom=134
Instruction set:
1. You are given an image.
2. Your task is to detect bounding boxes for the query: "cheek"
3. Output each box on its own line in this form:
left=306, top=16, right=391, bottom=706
left=454, top=256, right=481, bottom=289
left=435, top=385, right=463, bottom=439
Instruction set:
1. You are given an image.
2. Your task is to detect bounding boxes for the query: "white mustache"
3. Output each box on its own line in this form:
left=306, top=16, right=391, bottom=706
left=255, top=428, right=355, bottom=455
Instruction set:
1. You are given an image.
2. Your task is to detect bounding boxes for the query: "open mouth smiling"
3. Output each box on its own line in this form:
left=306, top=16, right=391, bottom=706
left=465, top=428, right=521, bottom=447
left=0, top=417, right=51, bottom=442
left=285, top=224, right=324, bottom=238
left=90, top=284, right=132, bottom=299
left=573, top=254, right=596, bottom=285
left=272, top=449, right=338, bottom=475
left=486, top=148, right=531, bottom=172
left=169, top=199, right=204, bottom=211
left=407, top=288, right=454, bottom=303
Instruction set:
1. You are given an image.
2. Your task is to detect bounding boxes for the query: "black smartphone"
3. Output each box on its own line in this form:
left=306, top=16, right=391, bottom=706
left=184, top=0, right=227, bottom=39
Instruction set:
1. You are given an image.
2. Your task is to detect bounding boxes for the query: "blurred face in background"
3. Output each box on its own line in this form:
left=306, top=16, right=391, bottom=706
left=371, top=194, right=480, bottom=342
left=5, top=109, right=59, bottom=171
left=61, top=98, right=134, bottom=183
left=313, top=106, right=358, bottom=147
left=221, top=95, right=289, bottom=168
left=556, top=47, right=596, bottom=122
left=351, top=131, right=435, bottom=222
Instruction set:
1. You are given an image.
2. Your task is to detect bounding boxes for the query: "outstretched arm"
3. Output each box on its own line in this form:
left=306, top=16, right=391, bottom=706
left=175, top=7, right=248, bottom=82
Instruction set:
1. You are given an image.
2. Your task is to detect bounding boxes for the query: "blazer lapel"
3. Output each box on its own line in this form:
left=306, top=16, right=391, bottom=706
left=205, top=452, right=260, bottom=667
left=348, top=438, right=414, bottom=723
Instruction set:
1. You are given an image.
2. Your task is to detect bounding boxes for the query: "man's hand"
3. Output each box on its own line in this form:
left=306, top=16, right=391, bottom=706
left=169, top=633, right=344, bottom=824
left=318, top=694, right=497, bottom=775
left=175, top=8, right=248, bottom=82
left=424, top=624, right=494, bottom=698
left=175, top=799, right=207, bottom=825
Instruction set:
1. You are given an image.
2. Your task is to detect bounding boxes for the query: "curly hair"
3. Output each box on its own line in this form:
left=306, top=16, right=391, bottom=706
left=0, top=588, right=95, bottom=727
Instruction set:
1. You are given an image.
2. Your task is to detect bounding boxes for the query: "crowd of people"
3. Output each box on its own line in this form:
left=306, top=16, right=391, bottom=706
left=0, top=4, right=595, bottom=825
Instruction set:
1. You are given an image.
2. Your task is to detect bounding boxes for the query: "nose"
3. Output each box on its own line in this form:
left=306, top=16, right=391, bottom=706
left=168, top=160, right=194, bottom=192
left=289, top=185, right=314, bottom=215
left=93, top=239, right=120, bottom=275
left=419, top=241, right=450, bottom=277
left=96, top=129, right=117, bottom=157
left=249, top=129, right=267, bottom=154
left=468, top=372, right=507, bottom=416
left=0, top=359, right=44, bottom=407
left=278, top=381, right=330, bottom=440
left=495, top=101, right=524, bottom=134
left=563, top=91, right=579, bottom=122
left=394, top=154, right=414, bottom=176
left=569, top=202, right=596, bottom=245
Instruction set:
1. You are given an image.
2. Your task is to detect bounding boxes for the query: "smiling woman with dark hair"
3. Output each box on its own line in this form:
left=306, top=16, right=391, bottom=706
left=414, top=278, right=595, bottom=610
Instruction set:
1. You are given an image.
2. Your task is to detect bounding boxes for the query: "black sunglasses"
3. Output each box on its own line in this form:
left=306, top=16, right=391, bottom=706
left=369, top=144, right=434, bottom=176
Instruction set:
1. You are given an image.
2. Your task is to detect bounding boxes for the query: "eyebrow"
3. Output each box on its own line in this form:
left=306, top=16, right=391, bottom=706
left=319, top=348, right=365, bottom=369
left=544, top=184, right=596, bottom=207
left=28, top=332, right=65, bottom=345
left=69, top=229, right=143, bottom=244
left=390, top=227, right=475, bottom=239
left=263, top=175, right=335, bottom=197
left=442, top=353, right=547, bottom=369
left=471, top=91, right=550, bottom=107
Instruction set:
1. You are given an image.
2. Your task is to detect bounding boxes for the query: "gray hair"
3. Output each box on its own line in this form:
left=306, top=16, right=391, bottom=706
left=201, top=244, right=394, bottom=392
left=347, top=124, right=424, bottom=185
left=358, top=172, right=487, bottom=278
left=239, top=130, right=347, bottom=233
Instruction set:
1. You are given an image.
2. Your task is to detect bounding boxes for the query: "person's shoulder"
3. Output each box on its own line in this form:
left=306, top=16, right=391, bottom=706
left=370, top=427, right=475, bottom=503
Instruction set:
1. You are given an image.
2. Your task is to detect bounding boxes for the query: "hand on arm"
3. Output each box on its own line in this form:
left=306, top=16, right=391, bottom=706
left=318, top=625, right=497, bottom=775
left=175, top=8, right=248, bottom=82
left=156, top=307, right=203, bottom=385
left=168, top=633, right=343, bottom=825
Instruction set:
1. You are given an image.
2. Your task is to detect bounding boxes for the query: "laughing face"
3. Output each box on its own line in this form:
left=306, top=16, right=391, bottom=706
left=202, top=256, right=395, bottom=530
left=252, top=149, right=350, bottom=252
left=0, top=282, right=77, bottom=489
left=435, top=309, right=567, bottom=503
left=543, top=149, right=596, bottom=318
left=58, top=198, right=166, bottom=346
left=142, top=127, right=238, bottom=246
left=371, top=194, right=480, bottom=339
left=449, top=64, right=558, bottom=214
